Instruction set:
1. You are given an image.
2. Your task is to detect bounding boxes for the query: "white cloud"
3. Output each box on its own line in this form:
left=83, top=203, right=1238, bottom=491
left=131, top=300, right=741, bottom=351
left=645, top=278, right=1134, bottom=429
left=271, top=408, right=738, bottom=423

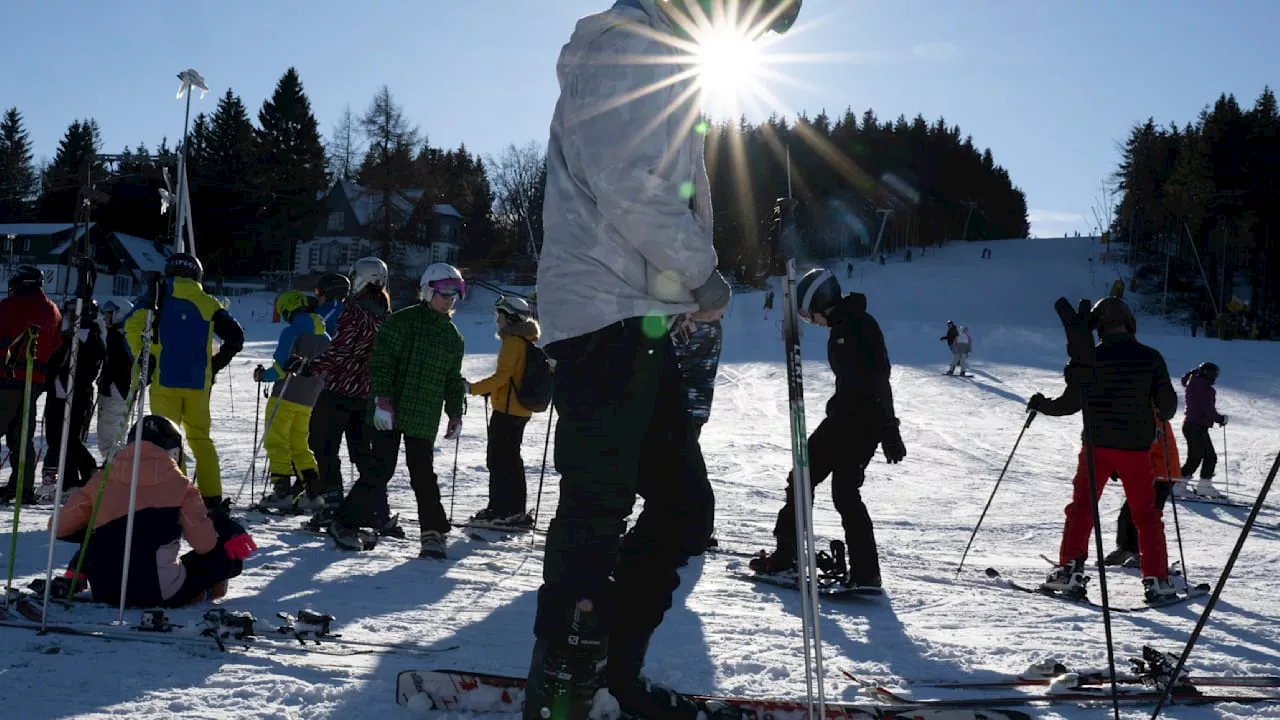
left=912, top=41, right=958, bottom=61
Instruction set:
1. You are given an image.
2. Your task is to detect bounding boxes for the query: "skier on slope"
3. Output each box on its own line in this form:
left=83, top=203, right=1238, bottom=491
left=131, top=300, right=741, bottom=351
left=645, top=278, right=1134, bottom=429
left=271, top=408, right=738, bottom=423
left=524, top=0, right=786, bottom=716
left=945, top=324, right=972, bottom=377
left=315, top=273, right=350, bottom=337
left=305, top=257, right=390, bottom=531
left=1106, top=407, right=1180, bottom=568
left=749, top=267, right=906, bottom=588
left=95, top=300, right=135, bottom=457
left=37, top=298, right=105, bottom=499
left=940, top=320, right=962, bottom=375
left=762, top=288, right=775, bottom=319
left=1028, top=296, right=1179, bottom=603
left=253, top=290, right=332, bottom=513
left=1179, top=362, right=1227, bottom=499
left=465, top=295, right=541, bottom=529
left=671, top=314, right=723, bottom=551
left=327, top=263, right=466, bottom=559
left=0, top=265, right=62, bottom=505
left=52, top=415, right=258, bottom=607
left=124, top=255, right=245, bottom=511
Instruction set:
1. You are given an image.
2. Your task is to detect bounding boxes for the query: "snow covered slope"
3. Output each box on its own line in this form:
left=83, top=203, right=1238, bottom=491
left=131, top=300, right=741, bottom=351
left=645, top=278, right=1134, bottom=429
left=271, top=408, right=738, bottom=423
left=2, top=236, right=1279, bottom=719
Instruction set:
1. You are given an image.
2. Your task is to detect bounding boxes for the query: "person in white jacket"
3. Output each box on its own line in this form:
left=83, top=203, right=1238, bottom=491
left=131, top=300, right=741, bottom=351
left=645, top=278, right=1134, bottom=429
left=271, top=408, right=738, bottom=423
left=525, top=1, right=800, bottom=718
left=95, top=300, right=134, bottom=456
left=947, top=325, right=972, bottom=377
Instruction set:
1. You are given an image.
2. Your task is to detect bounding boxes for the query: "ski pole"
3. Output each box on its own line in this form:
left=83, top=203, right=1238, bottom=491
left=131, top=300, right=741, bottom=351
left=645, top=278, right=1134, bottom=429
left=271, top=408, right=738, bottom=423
left=956, top=409, right=1036, bottom=578
left=1150, top=449, right=1279, bottom=719
left=116, top=370, right=150, bottom=624
left=448, top=424, right=460, bottom=525
left=531, top=405, right=554, bottom=548
left=232, top=368, right=301, bottom=505
left=1160, top=429, right=1191, bottom=592
left=1222, top=425, right=1229, bottom=495
left=42, top=294, right=86, bottom=628
left=1079, top=388, right=1122, bottom=720
left=5, top=326, right=40, bottom=610
left=251, top=373, right=263, bottom=504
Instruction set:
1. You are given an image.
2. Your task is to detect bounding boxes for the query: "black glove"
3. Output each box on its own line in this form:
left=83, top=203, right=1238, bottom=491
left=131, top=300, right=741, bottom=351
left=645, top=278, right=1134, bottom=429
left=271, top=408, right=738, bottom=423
left=881, top=418, right=905, bottom=464
left=1218, top=415, right=1228, bottom=427
left=252, top=365, right=265, bottom=383
left=1028, top=392, right=1047, bottom=413
left=283, top=356, right=304, bottom=374
left=210, top=508, right=246, bottom=540
left=691, top=270, right=732, bottom=313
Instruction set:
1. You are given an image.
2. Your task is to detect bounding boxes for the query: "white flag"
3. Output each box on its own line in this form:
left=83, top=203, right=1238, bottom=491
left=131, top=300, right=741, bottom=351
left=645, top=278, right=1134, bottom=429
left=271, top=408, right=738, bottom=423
left=176, top=69, right=209, bottom=100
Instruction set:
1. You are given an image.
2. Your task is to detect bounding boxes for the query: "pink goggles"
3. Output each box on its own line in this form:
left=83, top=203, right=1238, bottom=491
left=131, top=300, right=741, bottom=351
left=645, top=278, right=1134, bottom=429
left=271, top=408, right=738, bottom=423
left=430, top=278, right=466, bottom=298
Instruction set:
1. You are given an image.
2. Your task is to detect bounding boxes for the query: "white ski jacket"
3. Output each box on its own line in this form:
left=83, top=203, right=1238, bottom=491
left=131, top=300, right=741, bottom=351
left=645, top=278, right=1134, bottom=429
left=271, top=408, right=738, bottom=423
left=537, top=0, right=719, bottom=346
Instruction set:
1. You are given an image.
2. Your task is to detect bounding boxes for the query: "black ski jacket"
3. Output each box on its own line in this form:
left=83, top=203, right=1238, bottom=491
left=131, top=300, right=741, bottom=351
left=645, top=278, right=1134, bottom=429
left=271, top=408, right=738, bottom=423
left=44, top=327, right=105, bottom=404
left=825, top=293, right=896, bottom=426
left=97, top=325, right=133, bottom=398
left=1036, top=333, right=1177, bottom=451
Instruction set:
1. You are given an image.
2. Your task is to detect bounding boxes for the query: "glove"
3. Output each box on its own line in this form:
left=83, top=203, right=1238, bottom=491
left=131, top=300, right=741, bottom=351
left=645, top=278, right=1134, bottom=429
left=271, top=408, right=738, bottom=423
left=373, top=396, right=395, bottom=431
left=224, top=532, right=258, bottom=561
left=881, top=418, right=906, bottom=464
left=1028, top=392, right=1047, bottom=413
left=252, top=365, right=265, bottom=383
left=1219, top=415, right=1228, bottom=426
left=462, top=379, right=472, bottom=395
left=444, top=415, right=462, bottom=440
left=283, top=355, right=304, bottom=374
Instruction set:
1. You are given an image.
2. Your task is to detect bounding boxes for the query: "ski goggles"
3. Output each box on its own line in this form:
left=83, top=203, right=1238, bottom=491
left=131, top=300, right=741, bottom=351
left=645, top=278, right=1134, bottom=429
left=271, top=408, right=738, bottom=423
left=430, top=278, right=466, bottom=298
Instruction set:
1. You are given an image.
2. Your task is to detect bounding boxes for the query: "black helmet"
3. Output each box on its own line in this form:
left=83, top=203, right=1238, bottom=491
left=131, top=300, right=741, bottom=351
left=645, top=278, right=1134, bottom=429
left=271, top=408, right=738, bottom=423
left=317, top=273, right=351, bottom=301
left=1089, top=296, right=1135, bottom=335
left=1197, top=362, right=1220, bottom=381
left=129, top=414, right=185, bottom=465
left=795, top=268, right=841, bottom=322
left=165, top=252, right=203, bottom=282
left=8, top=264, right=43, bottom=295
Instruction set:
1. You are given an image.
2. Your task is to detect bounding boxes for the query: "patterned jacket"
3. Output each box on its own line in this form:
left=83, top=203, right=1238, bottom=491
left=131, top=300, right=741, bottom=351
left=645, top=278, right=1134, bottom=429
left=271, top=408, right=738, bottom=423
left=367, top=303, right=466, bottom=440
left=536, top=0, right=718, bottom=346
left=310, top=294, right=387, bottom=400
left=672, top=318, right=722, bottom=422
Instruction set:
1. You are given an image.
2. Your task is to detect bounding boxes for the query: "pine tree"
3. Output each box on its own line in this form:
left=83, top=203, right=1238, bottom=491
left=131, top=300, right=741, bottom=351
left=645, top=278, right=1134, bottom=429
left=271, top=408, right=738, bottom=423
left=358, top=85, right=419, bottom=260
left=256, top=67, right=329, bottom=271
left=0, top=108, right=37, bottom=221
left=39, top=119, right=103, bottom=222
left=193, top=89, right=261, bottom=273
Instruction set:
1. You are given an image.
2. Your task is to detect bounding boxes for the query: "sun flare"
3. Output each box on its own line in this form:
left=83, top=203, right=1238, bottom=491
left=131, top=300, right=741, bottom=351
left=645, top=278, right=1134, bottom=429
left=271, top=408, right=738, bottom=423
left=694, top=26, right=766, bottom=119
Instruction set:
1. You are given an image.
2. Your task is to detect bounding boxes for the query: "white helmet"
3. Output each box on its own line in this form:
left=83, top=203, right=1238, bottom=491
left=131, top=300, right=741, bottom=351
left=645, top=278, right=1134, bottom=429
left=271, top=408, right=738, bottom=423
left=418, top=262, right=465, bottom=301
left=350, top=257, right=388, bottom=294
left=494, top=295, right=532, bottom=320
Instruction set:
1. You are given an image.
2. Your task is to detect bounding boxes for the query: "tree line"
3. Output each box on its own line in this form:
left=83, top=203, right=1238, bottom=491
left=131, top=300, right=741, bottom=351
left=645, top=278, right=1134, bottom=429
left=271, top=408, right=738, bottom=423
left=2, top=68, right=1030, bottom=283
left=1113, top=86, right=1279, bottom=332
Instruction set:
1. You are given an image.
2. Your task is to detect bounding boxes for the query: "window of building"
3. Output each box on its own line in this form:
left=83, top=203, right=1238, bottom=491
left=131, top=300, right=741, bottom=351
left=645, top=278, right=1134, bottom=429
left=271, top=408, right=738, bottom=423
left=327, top=212, right=345, bottom=232
left=113, top=274, right=132, bottom=296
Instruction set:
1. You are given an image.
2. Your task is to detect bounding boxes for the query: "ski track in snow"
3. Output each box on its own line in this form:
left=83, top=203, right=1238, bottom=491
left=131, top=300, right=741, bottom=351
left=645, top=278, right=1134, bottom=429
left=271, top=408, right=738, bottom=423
left=3, top=236, right=1279, bottom=719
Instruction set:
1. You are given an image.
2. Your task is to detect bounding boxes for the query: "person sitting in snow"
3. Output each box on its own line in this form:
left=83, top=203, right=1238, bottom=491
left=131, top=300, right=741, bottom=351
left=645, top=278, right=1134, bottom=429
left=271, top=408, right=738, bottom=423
left=51, top=415, right=257, bottom=607
left=750, top=268, right=905, bottom=588
left=466, top=295, right=540, bottom=530
left=1179, top=362, right=1227, bottom=498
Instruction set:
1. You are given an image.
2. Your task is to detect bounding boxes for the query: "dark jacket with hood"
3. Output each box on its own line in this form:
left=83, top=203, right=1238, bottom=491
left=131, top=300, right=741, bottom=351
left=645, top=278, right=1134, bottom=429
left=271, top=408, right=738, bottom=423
left=1035, top=331, right=1177, bottom=451
left=1181, top=370, right=1224, bottom=428
left=825, top=292, right=897, bottom=426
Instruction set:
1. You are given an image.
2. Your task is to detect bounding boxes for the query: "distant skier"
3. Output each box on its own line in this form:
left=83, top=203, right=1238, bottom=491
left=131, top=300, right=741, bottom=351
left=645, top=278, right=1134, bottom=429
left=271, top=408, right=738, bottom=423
left=940, top=320, right=961, bottom=376
left=672, top=315, right=723, bottom=551
left=96, top=300, right=134, bottom=456
left=750, top=268, right=905, bottom=589
left=253, top=290, right=332, bottom=513
left=762, top=288, right=775, bottom=319
left=326, top=263, right=466, bottom=559
left=1179, top=362, right=1227, bottom=498
left=315, top=273, right=350, bottom=337
left=37, top=299, right=105, bottom=499
left=945, top=325, right=972, bottom=377
left=1028, top=296, right=1179, bottom=603
left=0, top=265, right=62, bottom=505
left=466, top=295, right=540, bottom=529
left=1106, top=409, right=1181, bottom=567
left=51, top=415, right=258, bottom=607
left=306, top=257, right=389, bottom=530
left=846, top=261, right=853, bottom=279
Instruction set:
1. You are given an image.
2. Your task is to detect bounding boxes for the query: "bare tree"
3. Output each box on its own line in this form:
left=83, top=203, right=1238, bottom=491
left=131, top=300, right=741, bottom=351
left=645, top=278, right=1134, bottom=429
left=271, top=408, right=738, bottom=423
left=326, top=104, right=363, bottom=181
left=358, top=86, right=419, bottom=258
left=486, top=142, right=546, bottom=259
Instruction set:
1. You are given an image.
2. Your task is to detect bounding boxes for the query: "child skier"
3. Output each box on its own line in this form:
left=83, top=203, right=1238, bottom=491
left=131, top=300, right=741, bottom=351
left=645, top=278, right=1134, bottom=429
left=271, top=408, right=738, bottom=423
left=750, top=268, right=906, bottom=588
left=1106, top=409, right=1181, bottom=567
left=95, top=300, right=134, bottom=456
left=254, top=291, right=332, bottom=513
left=327, top=263, right=466, bottom=559
left=315, top=273, right=350, bottom=337
left=38, top=299, right=105, bottom=499
left=1028, top=296, right=1179, bottom=603
left=466, top=295, right=540, bottom=529
left=52, top=415, right=258, bottom=607
left=1, top=265, right=62, bottom=505
left=306, top=257, right=389, bottom=530
left=1179, top=362, right=1227, bottom=498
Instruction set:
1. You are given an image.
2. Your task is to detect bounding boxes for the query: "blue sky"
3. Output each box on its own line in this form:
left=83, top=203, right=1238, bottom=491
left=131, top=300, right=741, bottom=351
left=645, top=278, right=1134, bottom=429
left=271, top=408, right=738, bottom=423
left=4, top=0, right=1278, bottom=237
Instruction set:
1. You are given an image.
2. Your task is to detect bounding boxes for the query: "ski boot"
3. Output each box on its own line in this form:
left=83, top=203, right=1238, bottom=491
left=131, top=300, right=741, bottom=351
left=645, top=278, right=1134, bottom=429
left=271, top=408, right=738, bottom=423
left=526, top=597, right=610, bottom=720
left=748, top=546, right=796, bottom=579
left=34, top=469, right=59, bottom=503
left=418, top=530, right=447, bottom=559
left=1041, top=558, right=1087, bottom=597
left=257, top=474, right=298, bottom=513
left=374, top=513, right=407, bottom=539
left=469, top=508, right=534, bottom=531
left=1103, top=548, right=1139, bottom=568
left=294, top=469, right=324, bottom=512
left=1142, top=576, right=1178, bottom=604
left=1192, top=477, right=1225, bottom=499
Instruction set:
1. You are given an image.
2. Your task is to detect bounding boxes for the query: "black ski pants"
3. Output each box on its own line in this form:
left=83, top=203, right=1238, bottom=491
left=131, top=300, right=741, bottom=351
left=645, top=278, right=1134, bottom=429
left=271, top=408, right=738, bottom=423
left=42, top=393, right=97, bottom=490
left=337, top=426, right=448, bottom=534
left=308, top=390, right=371, bottom=501
left=529, top=317, right=711, bottom=686
left=1116, top=480, right=1173, bottom=554
left=1181, top=422, right=1216, bottom=479
left=486, top=409, right=531, bottom=515
left=1, top=385, right=41, bottom=498
left=772, top=414, right=882, bottom=585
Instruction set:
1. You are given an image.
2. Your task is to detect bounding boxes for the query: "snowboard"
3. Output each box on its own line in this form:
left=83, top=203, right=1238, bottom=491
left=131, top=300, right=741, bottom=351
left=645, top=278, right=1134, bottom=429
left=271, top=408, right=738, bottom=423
left=394, top=669, right=1035, bottom=719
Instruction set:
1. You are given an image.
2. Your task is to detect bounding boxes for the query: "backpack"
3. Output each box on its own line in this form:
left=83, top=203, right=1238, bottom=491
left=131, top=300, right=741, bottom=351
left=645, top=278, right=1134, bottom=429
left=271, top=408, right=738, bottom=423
left=513, top=339, right=554, bottom=413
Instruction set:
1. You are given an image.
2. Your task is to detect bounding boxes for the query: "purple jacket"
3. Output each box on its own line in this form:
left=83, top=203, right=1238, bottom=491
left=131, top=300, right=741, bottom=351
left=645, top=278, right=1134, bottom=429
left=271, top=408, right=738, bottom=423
left=1182, top=372, right=1224, bottom=427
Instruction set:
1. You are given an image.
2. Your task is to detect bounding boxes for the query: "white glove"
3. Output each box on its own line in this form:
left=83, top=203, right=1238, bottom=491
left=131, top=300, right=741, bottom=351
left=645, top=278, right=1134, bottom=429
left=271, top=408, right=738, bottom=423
left=373, top=396, right=395, bottom=432
left=444, top=416, right=462, bottom=440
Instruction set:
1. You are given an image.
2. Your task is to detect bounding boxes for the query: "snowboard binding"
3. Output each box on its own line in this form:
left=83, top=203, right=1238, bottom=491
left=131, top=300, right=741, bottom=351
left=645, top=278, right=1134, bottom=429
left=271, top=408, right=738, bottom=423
left=1130, top=646, right=1192, bottom=690
left=276, top=609, right=338, bottom=645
